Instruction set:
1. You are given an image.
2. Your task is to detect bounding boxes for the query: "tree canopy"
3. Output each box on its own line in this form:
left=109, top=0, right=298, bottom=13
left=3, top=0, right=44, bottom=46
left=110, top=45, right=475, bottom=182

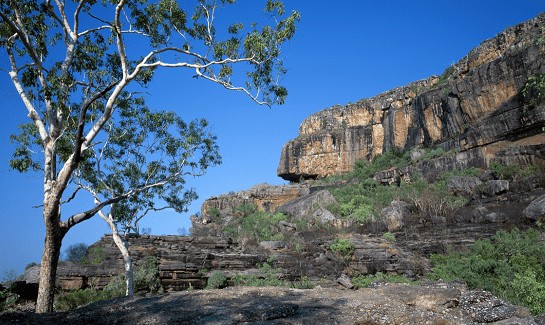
left=0, top=0, right=299, bottom=313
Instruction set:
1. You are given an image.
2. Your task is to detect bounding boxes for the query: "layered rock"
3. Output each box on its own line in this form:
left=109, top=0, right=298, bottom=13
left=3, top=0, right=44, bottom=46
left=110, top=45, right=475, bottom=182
left=199, top=183, right=310, bottom=222
left=278, top=13, right=545, bottom=181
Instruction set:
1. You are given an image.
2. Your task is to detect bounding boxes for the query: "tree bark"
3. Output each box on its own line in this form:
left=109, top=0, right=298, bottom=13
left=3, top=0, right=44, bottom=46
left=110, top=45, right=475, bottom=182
left=35, top=211, right=63, bottom=313
left=100, top=212, right=134, bottom=296
left=112, top=229, right=134, bottom=296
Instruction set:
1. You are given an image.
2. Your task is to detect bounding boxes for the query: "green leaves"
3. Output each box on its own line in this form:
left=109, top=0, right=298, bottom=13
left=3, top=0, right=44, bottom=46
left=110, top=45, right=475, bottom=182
left=523, top=73, right=545, bottom=107
left=82, top=102, right=221, bottom=227
left=429, top=229, right=545, bottom=315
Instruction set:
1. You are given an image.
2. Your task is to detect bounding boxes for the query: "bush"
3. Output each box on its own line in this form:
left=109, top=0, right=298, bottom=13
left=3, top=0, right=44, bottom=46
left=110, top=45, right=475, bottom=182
left=56, top=255, right=163, bottom=311
left=523, top=73, right=545, bottom=106
left=223, top=205, right=290, bottom=242
left=233, top=258, right=286, bottom=287
left=290, top=276, right=314, bottom=289
left=330, top=238, right=356, bottom=260
left=352, top=272, right=415, bottom=289
left=490, top=162, right=542, bottom=181
left=0, top=270, right=19, bottom=287
left=81, top=246, right=105, bottom=265
left=206, top=271, right=227, bottom=289
left=429, top=228, right=545, bottom=315
left=0, top=289, right=19, bottom=312
left=383, top=232, right=396, bottom=243
left=64, top=243, right=89, bottom=263
left=25, top=262, right=38, bottom=270
left=134, top=256, right=163, bottom=294
left=54, top=288, right=118, bottom=312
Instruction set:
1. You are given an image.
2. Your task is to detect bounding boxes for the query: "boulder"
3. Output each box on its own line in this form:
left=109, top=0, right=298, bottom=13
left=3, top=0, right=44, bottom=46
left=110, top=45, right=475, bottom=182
left=447, top=176, right=482, bottom=197
left=471, top=206, right=489, bottom=223
left=276, top=190, right=337, bottom=223
left=460, top=290, right=521, bottom=323
left=278, top=220, right=297, bottom=231
left=430, top=215, right=447, bottom=224
left=200, top=183, right=310, bottom=222
left=259, top=241, right=286, bottom=251
left=484, top=212, right=508, bottom=223
left=337, top=273, right=354, bottom=289
left=523, top=194, right=545, bottom=221
left=21, top=265, right=40, bottom=284
left=486, top=180, right=509, bottom=196
left=381, top=200, right=411, bottom=231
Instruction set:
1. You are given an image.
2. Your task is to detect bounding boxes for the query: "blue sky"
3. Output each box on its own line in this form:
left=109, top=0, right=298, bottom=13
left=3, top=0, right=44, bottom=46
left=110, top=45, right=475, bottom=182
left=1, top=1, right=545, bottom=277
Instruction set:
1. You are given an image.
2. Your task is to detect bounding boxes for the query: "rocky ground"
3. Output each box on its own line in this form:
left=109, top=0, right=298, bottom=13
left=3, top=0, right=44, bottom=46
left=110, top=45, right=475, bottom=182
left=2, top=282, right=545, bottom=325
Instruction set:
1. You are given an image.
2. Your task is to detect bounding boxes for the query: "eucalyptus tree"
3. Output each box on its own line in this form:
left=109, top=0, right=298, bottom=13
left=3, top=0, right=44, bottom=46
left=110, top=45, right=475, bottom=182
left=0, top=0, right=299, bottom=313
left=79, top=104, right=220, bottom=297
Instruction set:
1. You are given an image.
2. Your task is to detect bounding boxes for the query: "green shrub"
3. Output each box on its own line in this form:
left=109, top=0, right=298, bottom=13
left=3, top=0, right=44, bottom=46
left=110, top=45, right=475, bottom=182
left=523, top=74, right=545, bottom=106
left=233, top=259, right=286, bottom=287
left=490, top=162, right=541, bottom=181
left=54, top=288, right=118, bottom=312
left=134, top=256, right=163, bottom=294
left=206, top=207, right=221, bottom=221
left=352, top=272, right=415, bottom=289
left=429, top=228, right=545, bottom=315
left=25, top=262, right=38, bottom=270
left=64, top=243, right=89, bottom=263
left=290, top=276, right=314, bottom=289
left=206, top=271, right=227, bottom=289
left=0, top=289, right=19, bottom=312
left=224, top=205, right=290, bottom=242
left=420, top=147, right=447, bottom=161
left=55, top=256, right=163, bottom=311
left=383, top=232, right=396, bottom=243
left=103, top=256, right=163, bottom=296
left=330, top=238, right=356, bottom=260
left=81, top=246, right=105, bottom=265
left=102, top=274, right=126, bottom=297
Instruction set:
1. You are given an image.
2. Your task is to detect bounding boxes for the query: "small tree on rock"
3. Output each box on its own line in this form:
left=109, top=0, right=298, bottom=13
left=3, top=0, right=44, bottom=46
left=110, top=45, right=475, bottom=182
left=78, top=104, right=220, bottom=296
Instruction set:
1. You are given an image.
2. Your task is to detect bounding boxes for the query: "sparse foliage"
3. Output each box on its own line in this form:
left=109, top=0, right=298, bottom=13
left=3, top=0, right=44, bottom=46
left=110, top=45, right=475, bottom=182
left=352, top=272, right=415, bottom=289
left=523, top=74, right=545, bottom=106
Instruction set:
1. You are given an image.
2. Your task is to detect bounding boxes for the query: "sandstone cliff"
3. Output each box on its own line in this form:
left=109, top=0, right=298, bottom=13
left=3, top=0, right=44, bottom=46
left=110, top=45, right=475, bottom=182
left=278, top=13, right=545, bottom=181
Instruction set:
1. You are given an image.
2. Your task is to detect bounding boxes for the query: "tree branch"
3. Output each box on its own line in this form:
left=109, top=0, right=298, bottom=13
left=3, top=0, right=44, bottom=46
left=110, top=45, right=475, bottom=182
left=5, top=45, right=49, bottom=142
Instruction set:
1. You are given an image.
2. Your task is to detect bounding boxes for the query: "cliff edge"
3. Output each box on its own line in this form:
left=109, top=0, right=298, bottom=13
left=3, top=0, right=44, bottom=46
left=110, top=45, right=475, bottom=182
left=278, top=13, right=545, bottom=181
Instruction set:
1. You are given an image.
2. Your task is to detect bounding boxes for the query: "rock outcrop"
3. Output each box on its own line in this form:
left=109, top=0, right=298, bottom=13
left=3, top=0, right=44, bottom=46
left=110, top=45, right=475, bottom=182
left=199, top=183, right=309, bottom=221
left=3, top=284, right=539, bottom=324
left=278, top=13, right=545, bottom=181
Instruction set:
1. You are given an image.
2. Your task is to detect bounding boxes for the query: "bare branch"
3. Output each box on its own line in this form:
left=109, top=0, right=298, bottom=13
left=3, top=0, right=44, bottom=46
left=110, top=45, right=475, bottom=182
left=77, top=25, right=112, bottom=37
left=195, top=67, right=269, bottom=106
left=114, top=0, right=129, bottom=80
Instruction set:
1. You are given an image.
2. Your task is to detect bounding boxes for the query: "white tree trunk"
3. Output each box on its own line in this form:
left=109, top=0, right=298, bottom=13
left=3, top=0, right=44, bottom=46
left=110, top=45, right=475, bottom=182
left=99, top=212, right=134, bottom=296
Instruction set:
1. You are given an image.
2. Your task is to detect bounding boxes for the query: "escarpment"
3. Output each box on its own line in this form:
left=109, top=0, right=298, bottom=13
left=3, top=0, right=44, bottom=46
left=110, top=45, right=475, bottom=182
left=278, top=13, right=545, bottom=182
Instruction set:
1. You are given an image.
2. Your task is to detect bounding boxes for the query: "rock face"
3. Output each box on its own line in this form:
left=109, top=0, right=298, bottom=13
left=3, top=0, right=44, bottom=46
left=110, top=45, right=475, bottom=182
left=278, top=13, right=545, bottom=181
left=276, top=189, right=337, bottom=224
left=22, top=235, right=267, bottom=292
left=199, top=183, right=309, bottom=222
left=524, top=194, right=545, bottom=221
